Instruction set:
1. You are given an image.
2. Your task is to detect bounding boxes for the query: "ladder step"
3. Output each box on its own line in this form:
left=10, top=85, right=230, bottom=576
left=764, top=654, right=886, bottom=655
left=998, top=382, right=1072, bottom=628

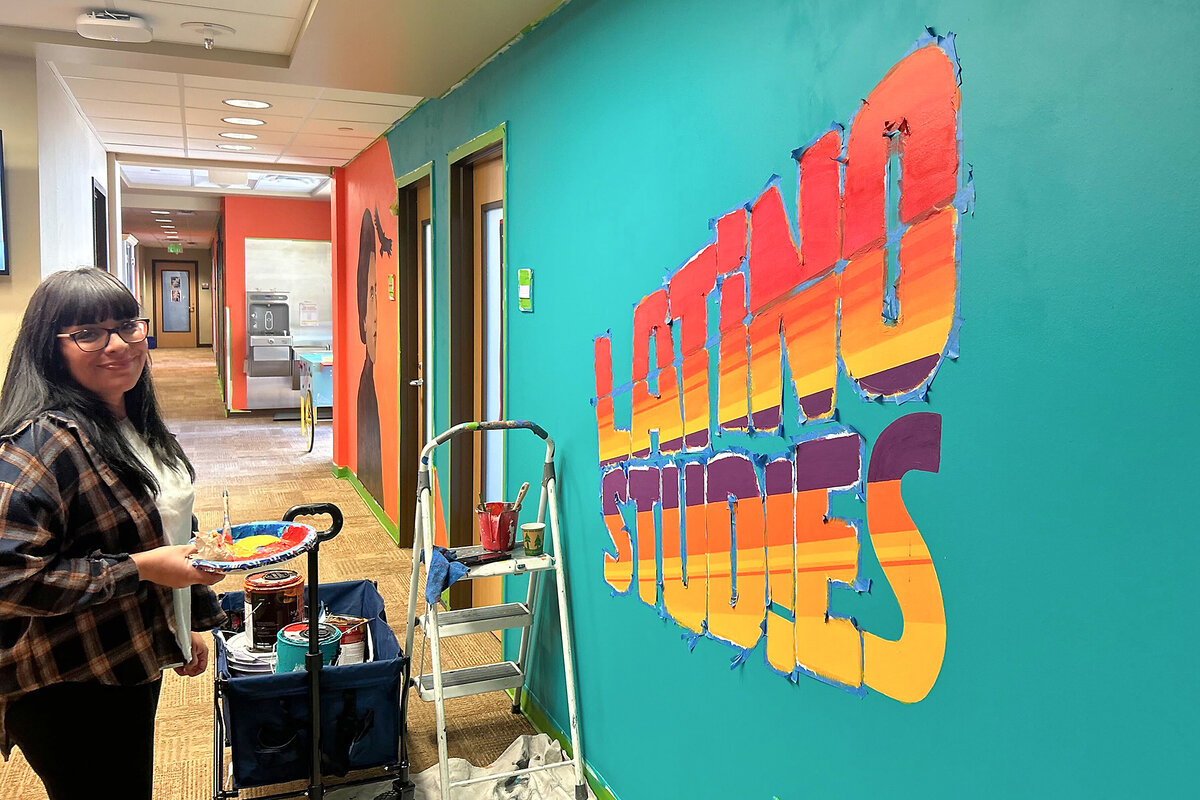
left=416, top=661, right=524, bottom=701
left=446, top=545, right=556, bottom=579
left=420, top=603, right=532, bottom=637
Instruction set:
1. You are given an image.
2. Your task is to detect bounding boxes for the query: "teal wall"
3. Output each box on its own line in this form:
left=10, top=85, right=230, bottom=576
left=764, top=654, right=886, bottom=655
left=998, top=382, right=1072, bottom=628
left=386, top=0, right=1199, bottom=796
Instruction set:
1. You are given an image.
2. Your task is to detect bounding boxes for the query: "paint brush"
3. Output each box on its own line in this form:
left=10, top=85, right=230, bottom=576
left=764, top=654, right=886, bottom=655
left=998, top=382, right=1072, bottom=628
left=513, top=481, right=530, bottom=511
left=222, top=489, right=232, bottom=540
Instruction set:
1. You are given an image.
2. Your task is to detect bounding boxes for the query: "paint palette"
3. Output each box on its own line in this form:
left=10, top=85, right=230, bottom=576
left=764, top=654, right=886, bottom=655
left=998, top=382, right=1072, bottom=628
left=190, top=521, right=318, bottom=573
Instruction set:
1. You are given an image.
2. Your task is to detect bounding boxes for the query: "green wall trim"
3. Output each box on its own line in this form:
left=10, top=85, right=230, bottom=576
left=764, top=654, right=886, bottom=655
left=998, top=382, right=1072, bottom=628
left=395, top=161, right=433, bottom=190
left=447, top=122, right=506, bottom=165
left=333, top=467, right=400, bottom=544
left=516, top=690, right=620, bottom=800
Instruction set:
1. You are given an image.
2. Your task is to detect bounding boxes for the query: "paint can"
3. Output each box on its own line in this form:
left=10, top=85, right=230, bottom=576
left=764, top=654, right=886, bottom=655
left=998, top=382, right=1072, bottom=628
left=520, top=522, right=545, bottom=557
left=326, top=614, right=368, bottom=665
left=477, top=502, right=518, bottom=551
left=274, top=621, right=342, bottom=673
left=243, top=569, right=305, bottom=652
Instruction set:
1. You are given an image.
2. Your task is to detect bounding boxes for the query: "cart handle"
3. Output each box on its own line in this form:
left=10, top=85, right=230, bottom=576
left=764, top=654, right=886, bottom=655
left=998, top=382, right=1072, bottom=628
left=283, top=503, right=343, bottom=543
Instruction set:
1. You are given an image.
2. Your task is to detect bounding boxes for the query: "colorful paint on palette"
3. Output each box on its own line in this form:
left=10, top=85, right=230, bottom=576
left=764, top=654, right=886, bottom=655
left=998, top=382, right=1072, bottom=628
left=592, top=33, right=968, bottom=703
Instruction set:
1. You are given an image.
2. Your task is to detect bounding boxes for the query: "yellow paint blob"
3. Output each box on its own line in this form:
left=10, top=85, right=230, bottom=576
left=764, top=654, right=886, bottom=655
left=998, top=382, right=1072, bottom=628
left=229, top=535, right=282, bottom=558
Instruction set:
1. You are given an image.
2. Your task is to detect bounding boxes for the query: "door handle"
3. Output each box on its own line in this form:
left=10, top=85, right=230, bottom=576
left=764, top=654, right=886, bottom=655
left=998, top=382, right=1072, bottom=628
left=409, top=378, right=424, bottom=387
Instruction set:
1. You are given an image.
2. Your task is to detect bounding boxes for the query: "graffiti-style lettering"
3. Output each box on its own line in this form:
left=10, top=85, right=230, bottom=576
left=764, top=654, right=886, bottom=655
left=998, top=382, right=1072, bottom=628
left=594, top=35, right=964, bottom=703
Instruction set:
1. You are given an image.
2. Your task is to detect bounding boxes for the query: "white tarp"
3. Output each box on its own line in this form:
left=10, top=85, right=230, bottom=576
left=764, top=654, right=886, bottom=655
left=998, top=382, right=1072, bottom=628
left=328, top=734, right=595, bottom=800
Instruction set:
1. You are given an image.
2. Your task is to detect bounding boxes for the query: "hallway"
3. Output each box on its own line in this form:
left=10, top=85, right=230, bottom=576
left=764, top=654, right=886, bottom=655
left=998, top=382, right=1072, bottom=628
left=0, top=348, right=533, bottom=800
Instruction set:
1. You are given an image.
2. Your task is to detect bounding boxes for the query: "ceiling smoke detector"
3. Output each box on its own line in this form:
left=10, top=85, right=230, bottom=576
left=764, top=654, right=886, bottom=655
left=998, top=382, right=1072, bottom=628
left=181, top=21, right=235, bottom=51
left=76, top=11, right=153, bottom=43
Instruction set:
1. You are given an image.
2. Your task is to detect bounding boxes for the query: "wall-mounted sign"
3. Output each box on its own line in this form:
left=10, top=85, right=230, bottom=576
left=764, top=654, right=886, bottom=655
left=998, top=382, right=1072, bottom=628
left=299, top=301, right=319, bottom=326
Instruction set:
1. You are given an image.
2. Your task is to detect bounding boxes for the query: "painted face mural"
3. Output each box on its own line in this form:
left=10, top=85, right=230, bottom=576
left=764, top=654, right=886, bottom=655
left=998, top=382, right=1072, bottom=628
left=593, top=33, right=971, bottom=703
left=357, top=208, right=385, bottom=505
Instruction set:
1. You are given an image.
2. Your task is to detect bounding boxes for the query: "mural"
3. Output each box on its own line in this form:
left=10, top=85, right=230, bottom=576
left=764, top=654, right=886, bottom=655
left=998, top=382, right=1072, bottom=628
left=592, top=33, right=970, bottom=703
left=356, top=207, right=385, bottom=504
left=336, top=139, right=400, bottom=520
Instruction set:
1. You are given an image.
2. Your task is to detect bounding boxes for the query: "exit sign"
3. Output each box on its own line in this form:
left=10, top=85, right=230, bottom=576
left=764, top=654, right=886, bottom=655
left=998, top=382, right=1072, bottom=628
left=167, top=243, right=182, bottom=254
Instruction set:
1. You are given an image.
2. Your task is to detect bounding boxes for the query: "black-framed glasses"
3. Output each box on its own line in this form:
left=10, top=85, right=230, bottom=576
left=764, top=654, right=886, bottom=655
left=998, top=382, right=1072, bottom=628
left=56, top=319, right=150, bottom=352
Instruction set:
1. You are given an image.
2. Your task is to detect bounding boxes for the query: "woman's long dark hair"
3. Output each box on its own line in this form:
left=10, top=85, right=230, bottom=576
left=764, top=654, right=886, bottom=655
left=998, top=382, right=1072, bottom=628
left=0, top=268, right=193, bottom=496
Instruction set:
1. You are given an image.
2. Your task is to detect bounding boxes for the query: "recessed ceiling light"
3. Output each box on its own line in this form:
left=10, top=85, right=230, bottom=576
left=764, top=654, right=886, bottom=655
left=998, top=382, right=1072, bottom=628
left=223, top=98, right=271, bottom=110
left=216, top=143, right=254, bottom=151
left=219, top=131, right=258, bottom=140
left=150, top=210, right=170, bottom=215
left=222, top=117, right=264, bottom=126
left=161, top=225, right=175, bottom=228
left=155, top=218, right=172, bottom=223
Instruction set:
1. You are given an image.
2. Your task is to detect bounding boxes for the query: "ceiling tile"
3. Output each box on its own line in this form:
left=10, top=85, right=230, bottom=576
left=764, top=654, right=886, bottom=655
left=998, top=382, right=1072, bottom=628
left=79, top=99, right=181, bottom=124
left=188, top=140, right=286, bottom=156
left=103, top=133, right=187, bottom=149
left=91, top=119, right=185, bottom=138
left=290, top=132, right=375, bottom=150
left=281, top=145, right=361, bottom=160
left=297, top=118, right=391, bottom=137
left=183, top=86, right=316, bottom=118
left=184, top=107, right=303, bottom=131
left=319, top=87, right=423, bottom=107
left=111, top=145, right=190, bottom=159
left=182, top=74, right=321, bottom=99
left=66, top=77, right=182, bottom=105
left=122, top=166, right=195, bottom=186
left=186, top=124, right=295, bottom=145
left=53, top=62, right=180, bottom=86
left=310, top=99, right=406, bottom=124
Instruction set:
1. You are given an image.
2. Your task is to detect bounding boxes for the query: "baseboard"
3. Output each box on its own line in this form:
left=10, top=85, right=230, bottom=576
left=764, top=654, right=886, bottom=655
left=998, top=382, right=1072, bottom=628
left=331, top=466, right=400, bottom=543
left=514, top=690, right=621, bottom=800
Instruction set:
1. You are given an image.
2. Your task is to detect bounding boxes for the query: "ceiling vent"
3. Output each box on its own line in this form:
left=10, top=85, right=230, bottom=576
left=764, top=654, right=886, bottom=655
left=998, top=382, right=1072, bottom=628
left=76, top=11, right=153, bottom=43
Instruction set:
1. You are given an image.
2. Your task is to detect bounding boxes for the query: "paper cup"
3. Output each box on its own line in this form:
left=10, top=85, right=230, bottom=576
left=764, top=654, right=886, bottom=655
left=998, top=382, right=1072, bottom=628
left=521, top=522, right=545, bottom=557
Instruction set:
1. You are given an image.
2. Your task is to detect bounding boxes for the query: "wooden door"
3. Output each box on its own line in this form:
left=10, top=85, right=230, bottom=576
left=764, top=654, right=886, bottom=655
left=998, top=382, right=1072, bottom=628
left=153, top=260, right=198, bottom=348
left=471, top=156, right=504, bottom=610
left=449, top=142, right=506, bottom=611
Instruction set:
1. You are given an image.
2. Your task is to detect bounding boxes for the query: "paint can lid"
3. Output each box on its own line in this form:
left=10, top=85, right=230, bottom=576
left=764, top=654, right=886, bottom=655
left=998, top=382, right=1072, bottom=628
left=245, top=569, right=304, bottom=591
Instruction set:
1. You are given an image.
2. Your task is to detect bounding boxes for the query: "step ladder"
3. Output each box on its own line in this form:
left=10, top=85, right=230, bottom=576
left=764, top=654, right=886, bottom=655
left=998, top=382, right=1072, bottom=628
left=404, top=420, right=587, bottom=800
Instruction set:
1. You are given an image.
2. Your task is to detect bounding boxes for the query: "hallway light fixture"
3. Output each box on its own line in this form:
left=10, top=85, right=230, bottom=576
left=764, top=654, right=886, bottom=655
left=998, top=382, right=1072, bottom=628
left=222, top=117, right=265, bottom=126
left=216, top=144, right=254, bottom=151
left=220, top=132, right=258, bottom=140
left=223, top=99, right=271, bottom=110
left=150, top=210, right=170, bottom=215
left=76, top=11, right=152, bottom=43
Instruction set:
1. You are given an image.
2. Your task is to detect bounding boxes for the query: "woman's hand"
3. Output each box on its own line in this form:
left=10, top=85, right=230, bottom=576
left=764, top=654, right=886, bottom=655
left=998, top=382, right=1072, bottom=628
left=130, top=544, right=224, bottom=589
left=173, top=632, right=209, bottom=677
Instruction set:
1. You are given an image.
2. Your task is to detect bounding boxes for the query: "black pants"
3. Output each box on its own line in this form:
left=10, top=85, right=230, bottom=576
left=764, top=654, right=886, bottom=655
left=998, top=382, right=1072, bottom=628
left=6, top=678, right=163, bottom=800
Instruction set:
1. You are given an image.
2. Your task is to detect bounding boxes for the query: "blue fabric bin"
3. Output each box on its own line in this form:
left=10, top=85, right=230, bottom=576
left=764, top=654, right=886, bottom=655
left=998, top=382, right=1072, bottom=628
left=213, top=580, right=407, bottom=790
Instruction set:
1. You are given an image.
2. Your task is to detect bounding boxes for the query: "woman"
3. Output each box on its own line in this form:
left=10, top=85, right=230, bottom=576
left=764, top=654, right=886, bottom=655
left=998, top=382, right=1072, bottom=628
left=356, top=207, right=384, bottom=504
left=0, top=268, right=225, bottom=800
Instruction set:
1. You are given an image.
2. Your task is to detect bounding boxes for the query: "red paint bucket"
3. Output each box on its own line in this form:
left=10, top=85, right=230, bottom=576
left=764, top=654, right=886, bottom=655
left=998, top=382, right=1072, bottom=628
left=477, top=502, right=518, bottom=551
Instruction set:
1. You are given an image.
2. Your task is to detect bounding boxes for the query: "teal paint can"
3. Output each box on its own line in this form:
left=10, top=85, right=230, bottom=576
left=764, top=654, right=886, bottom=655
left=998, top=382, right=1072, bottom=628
left=274, top=621, right=342, bottom=673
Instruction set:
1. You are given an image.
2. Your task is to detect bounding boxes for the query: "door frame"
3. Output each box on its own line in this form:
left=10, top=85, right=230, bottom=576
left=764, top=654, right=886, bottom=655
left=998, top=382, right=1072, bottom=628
left=152, top=259, right=200, bottom=347
left=394, top=164, right=433, bottom=548
left=448, top=127, right=505, bottom=609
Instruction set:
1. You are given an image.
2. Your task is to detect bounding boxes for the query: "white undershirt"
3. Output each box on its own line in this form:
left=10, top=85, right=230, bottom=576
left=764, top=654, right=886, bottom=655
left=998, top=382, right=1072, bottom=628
left=118, top=419, right=194, bottom=664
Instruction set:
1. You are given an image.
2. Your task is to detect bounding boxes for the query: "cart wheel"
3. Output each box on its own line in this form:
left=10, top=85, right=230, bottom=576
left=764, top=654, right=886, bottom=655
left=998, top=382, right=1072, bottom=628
left=301, top=390, right=315, bottom=453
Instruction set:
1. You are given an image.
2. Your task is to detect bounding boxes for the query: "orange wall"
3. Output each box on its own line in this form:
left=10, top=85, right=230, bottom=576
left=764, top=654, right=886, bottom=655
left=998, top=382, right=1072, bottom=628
left=221, top=195, right=332, bottom=410
left=332, top=140, right=399, bottom=524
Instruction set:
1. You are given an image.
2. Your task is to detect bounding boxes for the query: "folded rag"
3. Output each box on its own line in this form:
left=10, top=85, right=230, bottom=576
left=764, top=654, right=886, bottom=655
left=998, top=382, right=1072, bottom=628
left=425, top=546, right=469, bottom=604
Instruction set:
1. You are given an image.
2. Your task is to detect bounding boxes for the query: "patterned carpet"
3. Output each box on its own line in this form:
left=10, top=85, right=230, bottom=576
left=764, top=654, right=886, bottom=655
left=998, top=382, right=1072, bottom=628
left=0, top=347, right=532, bottom=799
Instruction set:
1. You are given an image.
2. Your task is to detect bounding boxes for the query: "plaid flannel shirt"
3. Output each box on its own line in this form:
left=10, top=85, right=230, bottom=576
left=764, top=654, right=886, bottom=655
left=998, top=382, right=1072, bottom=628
left=0, top=412, right=224, bottom=757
